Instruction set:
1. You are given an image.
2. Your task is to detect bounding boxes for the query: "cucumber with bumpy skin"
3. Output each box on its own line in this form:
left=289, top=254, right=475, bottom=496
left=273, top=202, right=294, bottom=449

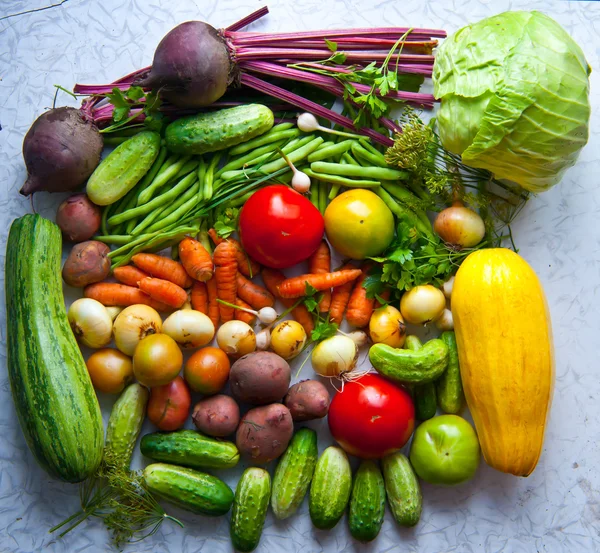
left=348, top=461, right=386, bottom=542
left=382, top=452, right=422, bottom=527
left=437, top=331, right=465, bottom=414
left=405, top=336, right=437, bottom=420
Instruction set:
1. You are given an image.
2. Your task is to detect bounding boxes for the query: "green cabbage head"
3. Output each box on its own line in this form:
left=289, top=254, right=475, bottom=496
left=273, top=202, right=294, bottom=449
left=433, top=11, right=591, bottom=192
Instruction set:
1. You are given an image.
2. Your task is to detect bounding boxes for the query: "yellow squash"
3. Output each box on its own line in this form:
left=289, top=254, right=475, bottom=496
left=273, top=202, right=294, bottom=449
left=452, top=248, right=554, bottom=477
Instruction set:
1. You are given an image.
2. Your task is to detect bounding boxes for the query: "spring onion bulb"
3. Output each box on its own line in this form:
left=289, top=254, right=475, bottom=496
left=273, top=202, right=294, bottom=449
left=217, top=299, right=278, bottom=325
left=435, top=308, right=454, bottom=331
left=277, top=147, right=311, bottom=193
left=297, top=112, right=366, bottom=141
left=255, top=328, right=271, bottom=351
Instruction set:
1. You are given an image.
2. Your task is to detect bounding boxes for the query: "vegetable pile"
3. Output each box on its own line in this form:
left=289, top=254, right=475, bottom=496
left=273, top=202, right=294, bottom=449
left=5, top=6, right=588, bottom=551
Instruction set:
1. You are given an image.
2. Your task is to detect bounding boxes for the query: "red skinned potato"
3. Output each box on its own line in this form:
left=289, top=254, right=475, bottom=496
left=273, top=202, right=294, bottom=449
left=56, top=193, right=102, bottom=242
left=192, top=395, right=240, bottom=437
left=62, top=240, right=110, bottom=287
left=284, top=379, right=330, bottom=421
left=229, top=351, right=291, bottom=405
left=236, top=403, right=293, bottom=464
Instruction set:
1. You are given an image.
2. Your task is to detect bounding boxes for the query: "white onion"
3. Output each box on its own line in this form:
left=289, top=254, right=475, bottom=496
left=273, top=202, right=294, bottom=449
left=105, top=306, right=123, bottom=321
left=442, top=276, right=455, bottom=300
left=113, top=304, right=162, bottom=356
left=257, top=307, right=278, bottom=325
left=68, top=298, right=113, bottom=348
left=297, top=112, right=322, bottom=132
left=216, top=320, right=256, bottom=358
left=312, top=335, right=358, bottom=378
left=400, top=285, right=446, bottom=325
left=162, top=309, right=215, bottom=348
left=369, top=305, right=407, bottom=348
left=435, top=308, right=454, bottom=331
left=270, top=320, right=307, bottom=360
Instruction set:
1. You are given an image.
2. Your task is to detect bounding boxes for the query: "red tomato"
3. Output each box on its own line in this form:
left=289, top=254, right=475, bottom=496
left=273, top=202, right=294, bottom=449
left=328, top=374, right=415, bottom=459
left=147, top=376, right=191, bottom=431
left=239, top=185, right=324, bottom=268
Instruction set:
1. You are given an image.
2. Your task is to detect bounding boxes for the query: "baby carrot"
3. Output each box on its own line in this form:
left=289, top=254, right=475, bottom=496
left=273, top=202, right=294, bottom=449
left=328, top=262, right=356, bottom=325
left=179, top=237, right=214, bottom=282
left=346, top=265, right=375, bottom=327
left=213, top=240, right=238, bottom=322
left=208, top=228, right=260, bottom=278
left=277, top=269, right=362, bottom=299
left=308, top=240, right=331, bottom=312
left=262, top=268, right=314, bottom=335
left=206, top=276, right=220, bottom=328
left=138, top=277, right=188, bottom=309
left=190, top=281, right=208, bottom=314
left=236, top=273, right=275, bottom=310
left=84, top=282, right=169, bottom=311
left=113, top=265, right=149, bottom=287
left=235, top=297, right=257, bottom=325
left=132, top=253, right=193, bottom=289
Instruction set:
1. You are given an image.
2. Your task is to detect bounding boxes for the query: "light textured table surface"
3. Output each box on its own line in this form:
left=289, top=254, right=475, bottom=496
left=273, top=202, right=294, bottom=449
left=1, top=1, right=599, bottom=552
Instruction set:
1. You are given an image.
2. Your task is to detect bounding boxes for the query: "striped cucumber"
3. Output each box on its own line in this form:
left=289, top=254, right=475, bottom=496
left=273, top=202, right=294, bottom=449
left=382, top=452, right=422, bottom=527
left=348, top=461, right=386, bottom=542
left=271, top=428, right=318, bottom=519
left=309, top=446, right=352, bottom=530
left=437, top=331, right=465, bottom=414
left=230, top=468, right=271, bottom=552
left=105, top=383, right=148, bottom=469
left=6, top=214, right=103, bottom=482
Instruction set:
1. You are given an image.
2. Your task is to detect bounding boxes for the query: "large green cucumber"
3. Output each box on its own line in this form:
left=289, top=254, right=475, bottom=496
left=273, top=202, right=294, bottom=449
left=309, top=446, right=352, bottom=530
left=230, top=468, right=271, bottom=553
left=140, top=429, right=239, bottom=469
left=143, top=463, right=234, bottom=516
left=165, top=104, right=274, bottom=155
left=271, top=428, right=318, bottom=520
left=382, top=452, right=422, bottom=527
left=6, top=214, right=104, bottom=482
left=348, top=461, right=386, bottom=542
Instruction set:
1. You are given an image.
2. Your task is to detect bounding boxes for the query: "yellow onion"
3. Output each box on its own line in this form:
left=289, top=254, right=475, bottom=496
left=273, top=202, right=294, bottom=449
left=434, top=202, right=485, bottom=249
left=270, top=320, right=307, bottom=360
left=162, top=310, right=215, bottom=348
left=312, top=335, right=358, bottom=378
left=113, top=304, right=162, bottom=356
left=435, top=308, right=454, bottom=331
left=68, top=298, right=113, bottom=348
left=369, top=305, right=407, bottom=348
left=216, top=320, right=256, bottom=359
left=105, top=306, right=123, bottom=321
left=400, top=285, right=446, bottom=325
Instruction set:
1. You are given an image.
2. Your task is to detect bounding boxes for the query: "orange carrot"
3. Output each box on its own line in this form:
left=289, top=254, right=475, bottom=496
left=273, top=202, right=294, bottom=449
left=113, top=265, right=150, bottom=287
left=277, top=269, right=362, bottom=299
left=308, top=240, right=331, bottom=312
left=208, top=229, right=260, bottom=278
left=132, top=253, right=193, bottom=289
left=84, top=282, right=169, bottom=311
left=236, top=273, right=275, bottom=310
left=262, top=268, right=314, bottom=335
left=206, top=276, right=220, bottom=328
left=235, top=297, right=257, bottom=325
left=328, top=262, right=356, bottom=325
left=213, top=240, right=238, bottom=322
left=179, top=237, right=214, bottom=282
left=190, top=281, right=208, bottom=314
left=138, top=277, right=188, bottom=309
left=346, top=266, right=375, bottom=327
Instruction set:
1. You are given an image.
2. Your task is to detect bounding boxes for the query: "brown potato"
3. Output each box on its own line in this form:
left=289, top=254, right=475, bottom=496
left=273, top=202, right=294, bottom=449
left=192, top=395, right=240, bottom=437
left=229, top=351, right=291, bottom=405
left=236, top=403, right=293, bottom=464
left=284, top=379, right=330, bottom=421
left=62, top=240, right=110, bottom=287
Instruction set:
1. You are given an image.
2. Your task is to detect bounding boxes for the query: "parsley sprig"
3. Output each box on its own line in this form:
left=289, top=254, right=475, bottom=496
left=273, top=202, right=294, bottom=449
left=101, top=86, right=166, bottom=134
left=303, top=282, right=338, bottom=342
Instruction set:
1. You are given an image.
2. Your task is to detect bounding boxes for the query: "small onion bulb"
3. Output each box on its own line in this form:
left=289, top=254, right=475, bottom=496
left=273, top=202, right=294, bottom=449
left=347, top=330, right=369, bottom=348
left=270, top=320, right=307, bottom=360
left=255, top=328, right=271, bottom=351
left=162, top=309, right=215, bottom=348
left=113, top=304, right=162, bottom=356
left=257, top=307, right=278, bottom=325
left=291, top=169, right=311, bottom=194
left=296, top=112, right=364, bottom=140
left=442, top=276, right=454, bottom=300
left=400, top=285, right=446, bottom=325
left=435, top=308, right=454, bottom=331
left=369, top=305, right=407, bottom=348
left=216, top=320, right=256, bottom=359
left=434, top=202, right=485, bottom=249
left=312, top=335, right=358, bottom=378
left=68, top=298, right=113, bottom=348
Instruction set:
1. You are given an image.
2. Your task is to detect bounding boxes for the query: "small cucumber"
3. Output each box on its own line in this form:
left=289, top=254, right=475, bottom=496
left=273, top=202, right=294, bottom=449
left=437, top=331, right=465, bottom=414
left=87, top=130, right=161, bottom=205
left=404, top=336, right=437, bottom=420
left=382, top=452, right=422, bottom=527
left=309, top=446, right=352, bottom=530
left=143, top=463, right=234, bottom=516
left=348, top=461, right=386, bottom=542
left=271, top=428, right=318, bottom=520
left=165, top=104, right=274, bottom=155
left=369, top=338, right=449, bottom=384
left=140, top=429, right=239, bottom=470
left=230, top=468, right=271, bottom=553
left=105, top=383, right=148, bottom=469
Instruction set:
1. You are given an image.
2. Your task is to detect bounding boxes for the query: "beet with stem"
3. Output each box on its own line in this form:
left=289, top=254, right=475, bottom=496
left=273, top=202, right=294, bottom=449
left=20, top=107, right=103, bottom=196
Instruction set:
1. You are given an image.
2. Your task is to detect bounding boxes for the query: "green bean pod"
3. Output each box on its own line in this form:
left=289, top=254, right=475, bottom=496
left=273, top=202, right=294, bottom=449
left=229, top=126, right=299, bottom=156
left=136, top=155, right=190, bottom=206
left=307, top=139, right=355, bottom=163
left=311, top=161, right=408, bottom=181
left=304, top=168, right=380, bottom=188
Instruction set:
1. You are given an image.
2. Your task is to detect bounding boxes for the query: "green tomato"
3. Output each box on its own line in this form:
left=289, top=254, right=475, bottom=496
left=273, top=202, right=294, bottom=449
left=409, top=414, right=480, bottom=485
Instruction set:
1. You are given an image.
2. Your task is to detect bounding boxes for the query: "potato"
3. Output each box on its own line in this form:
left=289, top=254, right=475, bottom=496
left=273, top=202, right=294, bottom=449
left=236, top=403, right=293, bottom=464
left=62, top=240, right=110, bottom=287
left=284, top=379, right=330, bottom=421
left=229, top=351, right=291, bottom=405
left=192, top=395, right=240, bottom=437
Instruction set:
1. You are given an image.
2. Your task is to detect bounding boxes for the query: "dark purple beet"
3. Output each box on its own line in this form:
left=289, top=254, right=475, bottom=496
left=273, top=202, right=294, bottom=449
left=136, top=21, right=231, bottom=108
left=20, top=107, right=103, bottom=196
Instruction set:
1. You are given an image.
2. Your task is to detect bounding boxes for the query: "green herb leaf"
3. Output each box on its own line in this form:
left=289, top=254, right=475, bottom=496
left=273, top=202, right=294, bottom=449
left=304, top=282, right=319, bottom=297
left=311, top=321, right=338, bottom=342
left=214, top=207, right=240, bottom=238
left=125, top=86, right=145, bottom=101
left=325, top=39, right=338, bottom=52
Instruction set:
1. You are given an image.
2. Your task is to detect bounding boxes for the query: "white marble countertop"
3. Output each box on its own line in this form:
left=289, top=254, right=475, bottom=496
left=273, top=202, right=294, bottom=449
left=1, top=1, right=599, bottom=552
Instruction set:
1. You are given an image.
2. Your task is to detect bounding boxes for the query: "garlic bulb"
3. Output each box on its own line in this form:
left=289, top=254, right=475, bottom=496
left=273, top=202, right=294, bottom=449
left=68, top=298, right=113, bottom=348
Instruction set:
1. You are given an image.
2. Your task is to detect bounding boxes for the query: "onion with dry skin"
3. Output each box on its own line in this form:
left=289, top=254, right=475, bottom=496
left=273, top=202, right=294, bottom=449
left=162, top=310, right=215, bottom=348
left=369, top=305, right=407, bottom=348
left=216, top=320, right=256, bottom=359
left=270, top=320, right=307, bottom=360
left=67, top=298, right=113, bottom=348
left=400, top=285, right=446, bottom=325
left=434, top=202, right=486, bottom=249
left=311, top=335, right=359, bottom=378
left=113, top=304, right=163, bottom=356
